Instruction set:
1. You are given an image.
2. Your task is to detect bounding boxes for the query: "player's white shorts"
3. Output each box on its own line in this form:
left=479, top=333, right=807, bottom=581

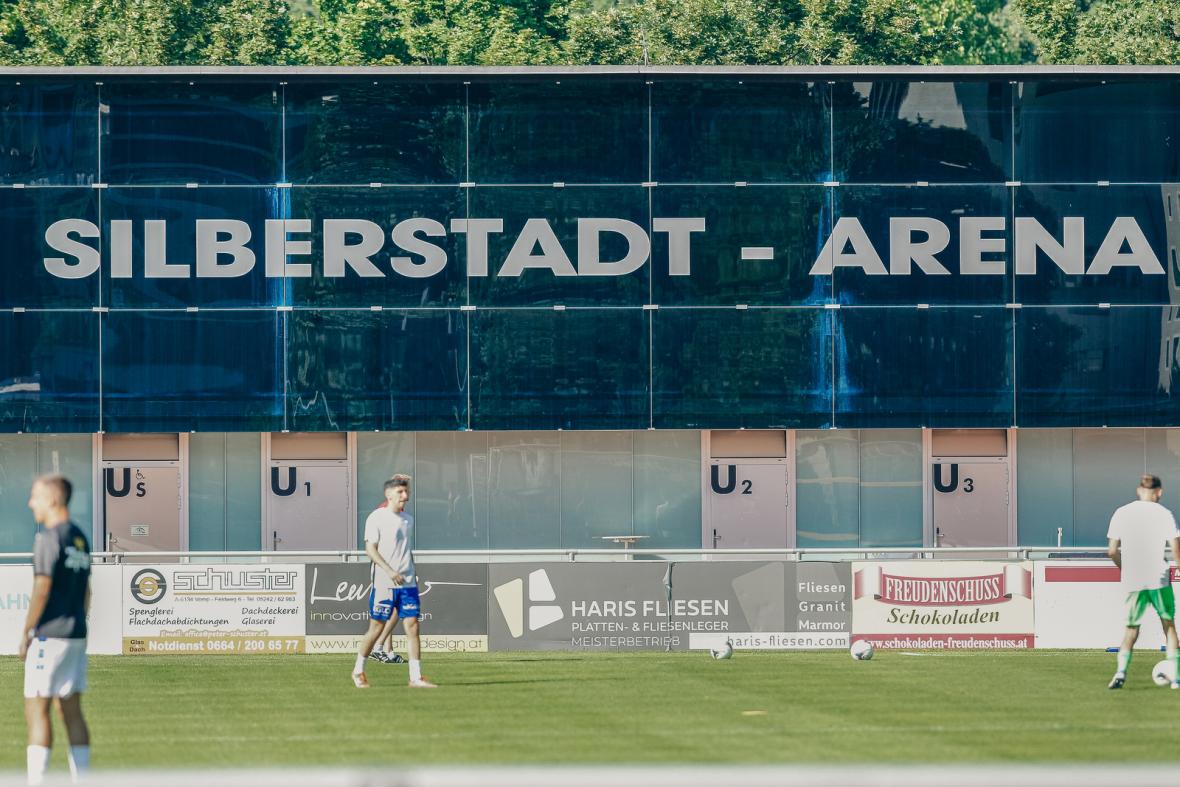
left=24, top=638, right=88, bottom=699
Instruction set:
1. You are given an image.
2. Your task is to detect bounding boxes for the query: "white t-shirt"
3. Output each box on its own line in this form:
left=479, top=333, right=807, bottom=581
left=364, top=507, right=416, bottom=593
left=1107, top=500, right=1179, bottom=591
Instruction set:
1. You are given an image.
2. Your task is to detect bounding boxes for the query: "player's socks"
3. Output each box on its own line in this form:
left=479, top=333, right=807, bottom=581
left=354, top=654, right=367, bottom=675
left=1116, top=649, right=1132, bottom=675
left=27, top=745, right=49, bottom=786
left=1169, top=647, right=1179, bottom=688
left=410, top=659, right=422, bottom=682
left=68, top=745, right=89, bottom=782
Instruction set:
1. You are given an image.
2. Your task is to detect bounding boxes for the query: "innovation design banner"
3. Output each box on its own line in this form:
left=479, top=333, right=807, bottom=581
left=122, top=564, right=306, bottom=655
left=488, top=562, right=852, bottom=652
left=852, top=560, right=1035, bottom=649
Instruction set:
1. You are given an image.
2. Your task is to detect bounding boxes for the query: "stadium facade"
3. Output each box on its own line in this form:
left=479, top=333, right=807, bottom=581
left=1, top=65, right=1178, bottom=557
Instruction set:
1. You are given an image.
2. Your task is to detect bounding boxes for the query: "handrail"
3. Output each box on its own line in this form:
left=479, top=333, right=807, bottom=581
left=0, top=545, right=1121, bottom=563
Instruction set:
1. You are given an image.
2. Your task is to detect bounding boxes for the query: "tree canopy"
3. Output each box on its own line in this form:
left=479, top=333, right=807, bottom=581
left=0, top=0, right=1171, bottom=66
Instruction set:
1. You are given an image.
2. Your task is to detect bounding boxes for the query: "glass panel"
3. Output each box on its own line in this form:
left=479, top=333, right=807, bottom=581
left=0, top=311, right=98, bottom=432
left=488, top=432, right=559, bottom=549
left=413, top=432, right=489, bottom=550
left=1013, top=185, right=1169, bottom=306
left=102, top=310, right=282, bottom=432
left=0, top=81, right=98, bottom=185
left=288, top=309, right=467, bottom=431
left=652, top=308, right=831, bottom=429
left=35, top=434, right=93, bottom=538
left=101, top=186, right=281, bottom=309
left=652, top=80, right=828, bottom=184
left=189, top=432, right=229, bottom=551
left=651, top=185, right=831, bottom=306
left=1016, top=81, right=1180, bottom=183
left=560, top=431, right=632, bottom=548
left=1074, top=429, right=1145, bottom=546
left=470, top=308, right=648, bottom=430
left=468, top=80, right=647, bottom=184
left=284, top=82, right=465, bottom=185
left=859, top=430, right=922, bottom=547
left=0, top=187, right=98, bottom=309
left=796, top=430, right=859, bottom=548
left=356, top=432, right=415, bottom=546
left=0, top=435, right=36, bottom=551
left=832, top=185, right=1011, bottom=306
left=835, top=307, right=1013, bottom=428
left=467, top=186, right=648, bottom=307
left=1016, top=307, right=1180, bottom=426
left=834, top=81, right=1012, bottom=183
left=634, top=430, right=701, bottom=548
left=288, top=186, right=466, bottom=308
left=101, top=82, right=282, bottom=185
left=1015, top=429, right=1073, bottom=546
left=224, top=432, right=261, bottom=550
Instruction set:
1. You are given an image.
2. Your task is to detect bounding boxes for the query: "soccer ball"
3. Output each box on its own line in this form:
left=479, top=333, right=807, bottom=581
left=850, top=640, right=874, bottom=661
left=1152, top=659, right=1176, bottom=687
left=710, top=639, right=734, bottom=660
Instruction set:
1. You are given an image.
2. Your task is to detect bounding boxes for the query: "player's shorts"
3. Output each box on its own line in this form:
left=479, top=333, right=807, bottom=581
left=1125, top=586, right=1176, bottom=626
left=24, top=637, right=87, bottom=699
left=369, top=585, right=421, bottom=622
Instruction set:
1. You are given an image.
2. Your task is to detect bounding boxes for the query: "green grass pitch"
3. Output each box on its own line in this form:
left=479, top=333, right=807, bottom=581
left=3, top=650, right=1179, bottom=770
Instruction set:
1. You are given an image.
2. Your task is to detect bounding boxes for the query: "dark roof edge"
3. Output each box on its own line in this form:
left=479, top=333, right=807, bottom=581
left=0, top=64, right=1178, bottom=78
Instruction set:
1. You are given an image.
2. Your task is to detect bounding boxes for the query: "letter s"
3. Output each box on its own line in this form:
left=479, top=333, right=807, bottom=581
left=44, top=219, right=100, bottom=279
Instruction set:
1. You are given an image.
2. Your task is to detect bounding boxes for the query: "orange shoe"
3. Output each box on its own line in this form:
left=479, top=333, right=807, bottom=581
left=352, top=671, right=371, bottom=688
left=408, top=676, right=437, bottom=688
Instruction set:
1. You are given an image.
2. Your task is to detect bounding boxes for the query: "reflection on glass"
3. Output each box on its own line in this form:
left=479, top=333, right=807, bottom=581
left=832, top=185, right=1010, bottom=305
left=0, top=187, right=98, bottom=308
left=102, top=310, right=282, bottom=432
left=653, top=308, right=831, bottom=429
left=356, top=432, right=415, bottom=545
left=652, top=80, right=828, bottom=183
left=651, top=186, right=830, bottom=306
left=1016, top=307, right=1180, bottom=426
left=796, top=430, right=859, bottom=548
left=489, top=432, right=560, bottom=549
left=859, top=430, right=922, bottom=547
left=834, top=81, right=1012, bottom=183
left=288, top=309, right=467, bottom=432
left=1016, top=81, right=1180, bottom=183
left=413, top=432, right=489, bottom=550
left=189, top=433, right=262, bottom=551
left=470, top=309, right=648, bottom=430
left=1073, top=429, right=1144, bottom=545
left=835, top=307, right=1013, bottom=427
left=1015, top=429, right=1073, bottom=545
left=285, top=82, right=465, bottom=184
left=102, top=83, right=281, bottom=184
left=634, top=430, right=701, bottom=548
left=560, top=432, right=632, bottom=548
left=0, top=82, right=97, bottom=185
left=0, top=311, right=98, bottom=432
left=468, top=80, right=647, bottom=183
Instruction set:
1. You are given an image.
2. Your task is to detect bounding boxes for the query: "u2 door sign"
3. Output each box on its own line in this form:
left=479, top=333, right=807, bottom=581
left=934, top=464, right=974, bottom=494
left=711, top=465, right=754, bottom=495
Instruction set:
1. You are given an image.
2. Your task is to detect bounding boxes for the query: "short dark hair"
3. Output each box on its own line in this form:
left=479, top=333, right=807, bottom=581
left=1139, top=474, right=1163, bottom=490
left=34, top=474, right=72, bottom=506
left=383, top=474, right=411, bottom=493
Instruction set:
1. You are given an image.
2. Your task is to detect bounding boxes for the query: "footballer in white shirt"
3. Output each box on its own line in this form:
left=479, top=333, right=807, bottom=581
left=351, top=474, right=437, bottom=689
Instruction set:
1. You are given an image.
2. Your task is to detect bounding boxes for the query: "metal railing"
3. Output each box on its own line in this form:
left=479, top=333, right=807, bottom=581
left=0, top=545, right=1115, bottom=564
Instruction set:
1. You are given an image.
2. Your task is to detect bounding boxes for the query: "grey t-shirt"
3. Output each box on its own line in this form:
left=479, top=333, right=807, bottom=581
left=33, top=521, right=91, bottom=639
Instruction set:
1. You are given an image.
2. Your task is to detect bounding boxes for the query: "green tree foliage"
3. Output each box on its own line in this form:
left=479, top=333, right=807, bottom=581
left=1017, top=0, right=1180, bottom=64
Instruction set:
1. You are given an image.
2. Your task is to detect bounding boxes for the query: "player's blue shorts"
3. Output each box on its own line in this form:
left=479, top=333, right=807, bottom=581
left=369, top=585, right=420, bottom=622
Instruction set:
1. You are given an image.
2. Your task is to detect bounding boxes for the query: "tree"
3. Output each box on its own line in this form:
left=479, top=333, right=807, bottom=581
left=1016, top=0, right=1180, bottom=64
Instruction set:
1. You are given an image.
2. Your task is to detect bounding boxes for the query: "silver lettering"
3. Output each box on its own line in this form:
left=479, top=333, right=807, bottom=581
left=889, top=217, right=950, bottom=275
left=959, top=217, right=1006, bottom=275
left=1015, top=216, right=1084, bottom=275
left=577, top=218, right=650, bottom=276
left=323, top=219, right=384, bottom=278
left=499, top=218, right=576, bottom=277
left=652, top=217, right=705, bottom=276
left=450, top=218, right=502, bottom=278
left=1088, top=216, right=1163, bottom=275
left=195, top=219, right=255, bottom=278
left=43, top=219, right=100, bottom=279
left=391, top=218, right=448, bottom=278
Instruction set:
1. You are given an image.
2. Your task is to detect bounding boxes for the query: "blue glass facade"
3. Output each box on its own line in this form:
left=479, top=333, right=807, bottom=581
left=1, top=69, right=1178, bottom=554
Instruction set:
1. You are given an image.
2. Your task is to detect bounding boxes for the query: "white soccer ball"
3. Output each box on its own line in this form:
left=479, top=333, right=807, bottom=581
left=710, top=639, right=734, bottom=660
left=1152, top=659, right=1176, bottom=687
left=850, top=640, right=875, bottom=661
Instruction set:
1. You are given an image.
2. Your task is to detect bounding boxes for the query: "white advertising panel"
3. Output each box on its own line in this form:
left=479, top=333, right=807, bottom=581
left=1034, top=561, right=1178, bottom=649
left=122, top=564, right=306, bottom=655
left=852, top=560, right=1035, bottom=649
left=0, top=564, right=122, bottom=655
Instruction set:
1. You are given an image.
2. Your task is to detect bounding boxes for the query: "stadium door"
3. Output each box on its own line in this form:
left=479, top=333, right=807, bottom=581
left=930, top=430, right=1012, bottom=547
left=264, top=432, right=354, bottom=552
left=704, top=430, right=790, bottom=550
left=100, top=433, right=186, bottom=555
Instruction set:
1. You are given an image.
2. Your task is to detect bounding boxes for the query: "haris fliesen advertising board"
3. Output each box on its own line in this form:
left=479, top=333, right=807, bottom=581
left=488, top=562, right=852, bottom=651
left=852, top=561, right=1034, bottom=649
left=122, top=564, right=306, bottom=655
left=302, top=563, right=489, bottom=653
left=1035, top=562, right=1180, bottom=649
